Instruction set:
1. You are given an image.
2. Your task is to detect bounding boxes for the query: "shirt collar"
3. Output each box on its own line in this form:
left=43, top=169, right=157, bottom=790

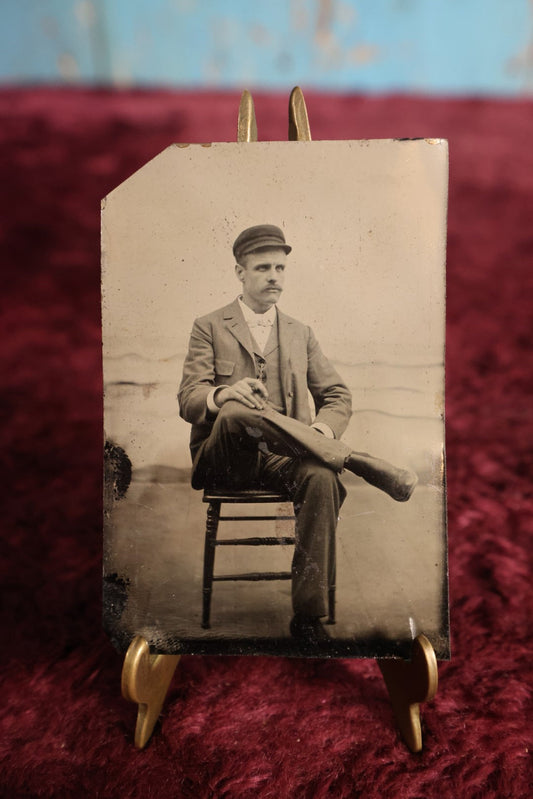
left=238, top=296, right=277, bottom=327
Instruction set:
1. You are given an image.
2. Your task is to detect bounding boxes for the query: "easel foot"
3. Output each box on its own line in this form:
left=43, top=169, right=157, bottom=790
left=378, top=634, right=438, bottom=752
left=121, top=636, right=180, bottom=748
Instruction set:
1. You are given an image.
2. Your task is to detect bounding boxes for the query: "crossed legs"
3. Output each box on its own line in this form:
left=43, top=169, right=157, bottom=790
left=193, top=400, right=351, bottom=490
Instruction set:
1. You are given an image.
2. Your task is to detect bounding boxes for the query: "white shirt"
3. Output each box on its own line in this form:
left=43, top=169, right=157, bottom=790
left=237, top=296, right=276, bottom=353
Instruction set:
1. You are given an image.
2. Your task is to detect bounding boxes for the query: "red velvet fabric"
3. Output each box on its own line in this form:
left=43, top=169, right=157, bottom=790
left=1, top=89, right=531, bottom=798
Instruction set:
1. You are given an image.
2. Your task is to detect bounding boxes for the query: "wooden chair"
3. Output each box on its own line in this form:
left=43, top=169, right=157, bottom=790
left=201, top=488, right=336, bottom=629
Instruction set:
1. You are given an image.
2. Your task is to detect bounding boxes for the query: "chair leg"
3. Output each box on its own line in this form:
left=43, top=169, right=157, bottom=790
left=202, top=500, right=220, bottom=629
left=327, top=552, right=336, bottom=625
left=327, top=585, right=336, bottom=625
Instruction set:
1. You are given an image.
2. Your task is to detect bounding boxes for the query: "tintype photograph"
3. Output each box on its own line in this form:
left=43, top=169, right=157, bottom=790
left=102, top=139, right=449, bottom=659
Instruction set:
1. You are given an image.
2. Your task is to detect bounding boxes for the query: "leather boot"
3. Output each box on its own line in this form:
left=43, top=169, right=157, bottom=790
left=344, top=452, right=418, bottom=502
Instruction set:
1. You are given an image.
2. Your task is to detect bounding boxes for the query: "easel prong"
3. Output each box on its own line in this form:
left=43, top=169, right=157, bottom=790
left=121, top=635, right=180, bottom=748
left=289, top=86, right=312, bottom=142
left=238, top=90, right=258, bottom=143
left=378, top=634, right=438, bottom=752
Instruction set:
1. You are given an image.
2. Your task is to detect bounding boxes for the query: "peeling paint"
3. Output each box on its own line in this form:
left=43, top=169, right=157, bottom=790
left=504, top=0, right=533, bottom=88
left=316, top=0, right=334, bottom=38
left=348, top=44, right=380, bottom=66
left=250, top=24, right=270, bottom=45
left=75, top=0, right=96, bottom=28
left=57, top=52, right=79, bottom=81
left=291, top=0, right=310, bottom=32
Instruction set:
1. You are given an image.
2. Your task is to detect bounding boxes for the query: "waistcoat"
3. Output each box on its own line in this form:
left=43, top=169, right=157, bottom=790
left=251, top=319, right=285, bottom=413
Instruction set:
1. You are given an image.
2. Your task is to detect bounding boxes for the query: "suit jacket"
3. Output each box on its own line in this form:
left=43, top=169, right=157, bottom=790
left=178, top=298, right=352, bottom=464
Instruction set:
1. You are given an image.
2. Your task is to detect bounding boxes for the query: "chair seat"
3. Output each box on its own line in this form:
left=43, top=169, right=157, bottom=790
left=203, top=488, right=292, bottom=503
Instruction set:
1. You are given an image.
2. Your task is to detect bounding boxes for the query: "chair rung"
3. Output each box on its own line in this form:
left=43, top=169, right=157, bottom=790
left=219, top=515, right=295, bottom=522
left=213, top=571, right=292, bottom=582
left=217, top=536, right=295, bottom=546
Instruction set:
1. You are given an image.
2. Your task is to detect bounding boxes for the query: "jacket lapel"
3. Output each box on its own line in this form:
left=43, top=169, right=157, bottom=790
left=277, top=309, right=294, bottom=400
left=223, top=299, right=255, bottom=363
left=262, top=317, right=279, bottom=357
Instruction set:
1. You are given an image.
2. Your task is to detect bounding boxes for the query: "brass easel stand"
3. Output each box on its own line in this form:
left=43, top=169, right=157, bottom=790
left=121, top=636, right=180, bottom=749
left=121, top=87, right=438, bottom=751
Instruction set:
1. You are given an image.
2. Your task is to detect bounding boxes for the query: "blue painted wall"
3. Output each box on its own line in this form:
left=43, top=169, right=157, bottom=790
left=1, top=0, right=532, bottom=95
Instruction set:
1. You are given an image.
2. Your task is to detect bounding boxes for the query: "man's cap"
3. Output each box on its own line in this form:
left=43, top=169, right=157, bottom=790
left=233, top=225, right=292, bottom=261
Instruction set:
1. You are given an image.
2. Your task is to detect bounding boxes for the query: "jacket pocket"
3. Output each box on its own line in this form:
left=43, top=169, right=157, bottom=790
left=215, top=359, right=235, bottom=376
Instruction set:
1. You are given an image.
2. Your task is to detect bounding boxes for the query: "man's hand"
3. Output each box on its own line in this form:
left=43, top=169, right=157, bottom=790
left=215, top=378, right=269, bottom=410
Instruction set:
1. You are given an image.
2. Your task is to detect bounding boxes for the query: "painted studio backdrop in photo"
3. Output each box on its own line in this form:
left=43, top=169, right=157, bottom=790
left=2, top=0, right=532, bottom=96
left=102, top=139, right=446, bottom=479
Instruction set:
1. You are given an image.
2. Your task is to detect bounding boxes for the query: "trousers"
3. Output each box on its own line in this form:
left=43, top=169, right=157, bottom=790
left=194, top=401, right=352, bottom=617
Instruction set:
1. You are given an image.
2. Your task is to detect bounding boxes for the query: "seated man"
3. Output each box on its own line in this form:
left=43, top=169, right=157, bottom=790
left=178, top=224, right=417, bottom=643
